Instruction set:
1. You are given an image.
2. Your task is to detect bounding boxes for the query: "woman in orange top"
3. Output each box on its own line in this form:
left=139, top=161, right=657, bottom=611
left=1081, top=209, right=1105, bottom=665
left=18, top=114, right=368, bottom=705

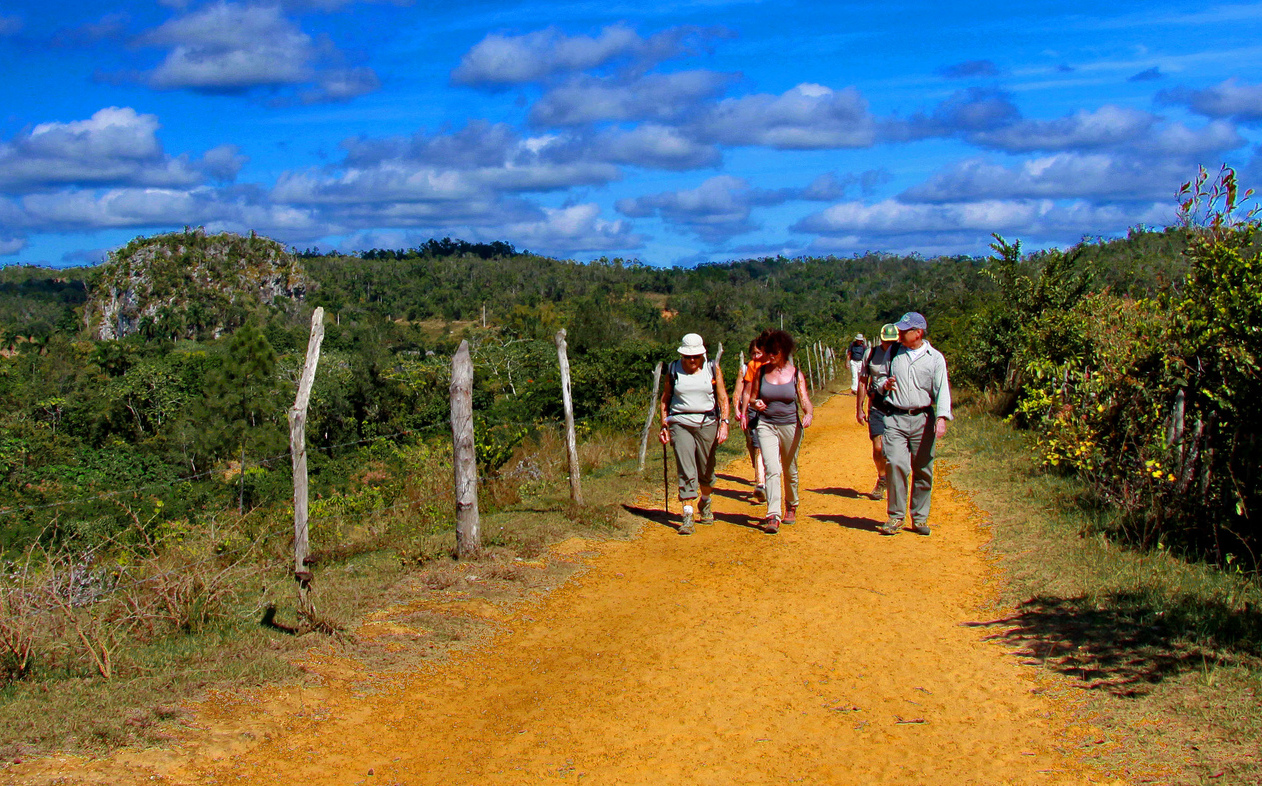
left=734, top=332, right=770, bottom=502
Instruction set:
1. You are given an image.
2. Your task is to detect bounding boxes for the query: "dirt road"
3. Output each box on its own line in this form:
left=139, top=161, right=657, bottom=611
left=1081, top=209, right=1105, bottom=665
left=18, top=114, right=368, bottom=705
left=17, top=392, right=1116, bottom=785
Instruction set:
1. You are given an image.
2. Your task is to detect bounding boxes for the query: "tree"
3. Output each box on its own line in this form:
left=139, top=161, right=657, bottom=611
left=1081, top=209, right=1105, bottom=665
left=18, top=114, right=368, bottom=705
left=200, top=323, right=287, bottom=513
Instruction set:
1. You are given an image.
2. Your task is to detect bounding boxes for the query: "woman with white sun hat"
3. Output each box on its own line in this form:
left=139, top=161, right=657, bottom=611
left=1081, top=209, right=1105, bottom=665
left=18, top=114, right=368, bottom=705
left=659, top=333, right=730, bottom=535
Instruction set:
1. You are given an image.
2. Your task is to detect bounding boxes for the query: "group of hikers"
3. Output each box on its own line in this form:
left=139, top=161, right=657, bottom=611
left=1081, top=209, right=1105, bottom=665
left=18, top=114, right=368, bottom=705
left=658, top=312, right=952, bottom=537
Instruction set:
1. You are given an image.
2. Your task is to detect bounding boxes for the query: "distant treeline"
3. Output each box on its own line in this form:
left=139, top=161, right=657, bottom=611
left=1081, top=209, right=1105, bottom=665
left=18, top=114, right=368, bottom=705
left=3, top=223, right=1240, bottom=562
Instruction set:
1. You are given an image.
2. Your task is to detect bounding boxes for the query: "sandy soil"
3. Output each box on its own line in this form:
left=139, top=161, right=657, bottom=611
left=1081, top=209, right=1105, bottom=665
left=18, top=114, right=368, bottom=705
left=10, top=392, right=1125, bottom=785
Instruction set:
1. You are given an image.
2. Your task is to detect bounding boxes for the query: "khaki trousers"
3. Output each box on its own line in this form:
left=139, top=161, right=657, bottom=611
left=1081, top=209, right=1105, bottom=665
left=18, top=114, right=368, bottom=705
left=670, top=419, right=718, bottom=500
left=755, top=420, right=801, bottom=518
left=882, top=410, right=937, bottom=524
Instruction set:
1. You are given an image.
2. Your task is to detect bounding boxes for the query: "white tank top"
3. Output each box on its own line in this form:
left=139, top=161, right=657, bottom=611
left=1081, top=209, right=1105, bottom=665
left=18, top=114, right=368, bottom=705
left=669, top=359, right=717, bottom=427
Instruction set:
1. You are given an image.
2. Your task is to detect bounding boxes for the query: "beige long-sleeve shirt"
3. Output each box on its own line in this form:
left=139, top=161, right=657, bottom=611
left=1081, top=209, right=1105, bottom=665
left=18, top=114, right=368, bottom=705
left=870, top=339, right=953, bottom=420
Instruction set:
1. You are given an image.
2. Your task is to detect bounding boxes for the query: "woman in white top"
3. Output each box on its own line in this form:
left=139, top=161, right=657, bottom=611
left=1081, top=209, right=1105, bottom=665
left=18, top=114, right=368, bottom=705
left=659, top=333, right=730, bottom=535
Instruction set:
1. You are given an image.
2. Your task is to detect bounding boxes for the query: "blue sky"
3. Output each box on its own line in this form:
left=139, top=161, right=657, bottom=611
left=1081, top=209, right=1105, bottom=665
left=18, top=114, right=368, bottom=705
left=1, top=0, right=1261, bottom=267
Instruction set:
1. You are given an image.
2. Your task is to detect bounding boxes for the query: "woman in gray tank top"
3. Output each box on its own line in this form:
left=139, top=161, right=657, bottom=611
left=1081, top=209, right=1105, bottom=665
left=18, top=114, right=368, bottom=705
left=749, top=330, right=814, bottom=533
left=658, top=333, right=730, bottom=535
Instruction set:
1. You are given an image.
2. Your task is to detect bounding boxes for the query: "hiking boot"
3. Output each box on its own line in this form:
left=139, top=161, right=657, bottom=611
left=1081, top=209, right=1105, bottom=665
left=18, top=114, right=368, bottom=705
left=911, top=523, right=931, bottom=536
left=679, top=505, right=695, bottom=535
left=878, top=518, right=903, bottom=536
left=869, top=477, right=887, bottom=501
left=761, top=515, right=781, bottom=534
left=752, top=485, right=767, bottom=503
left=698, top=496, right=714, bottom=524
left=783, top=504, right=797, bottom=524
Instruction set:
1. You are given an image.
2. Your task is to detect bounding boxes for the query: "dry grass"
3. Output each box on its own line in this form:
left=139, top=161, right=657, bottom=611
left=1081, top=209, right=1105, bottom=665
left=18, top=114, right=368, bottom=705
left=0, top=418, right=665, bottom=759
left=941, top=395, right=1262, bottom=785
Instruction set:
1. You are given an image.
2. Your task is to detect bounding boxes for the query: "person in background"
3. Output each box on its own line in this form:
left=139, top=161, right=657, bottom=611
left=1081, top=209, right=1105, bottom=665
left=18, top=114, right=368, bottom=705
left=749, top=330, right=814, bottom=534
left=847, top=333, right=868, bottom=394
left=734, top=332, right=770, bottom=503
left=659, top=333, right=730, bottom=535
left=856, top=323, right=900, bottom=501
left=869, top=312, right=952, bottom=536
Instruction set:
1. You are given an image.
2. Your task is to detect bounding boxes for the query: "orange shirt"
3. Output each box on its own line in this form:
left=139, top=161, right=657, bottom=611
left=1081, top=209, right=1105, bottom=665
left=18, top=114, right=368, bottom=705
left=741, top=358, right=766, bottom=385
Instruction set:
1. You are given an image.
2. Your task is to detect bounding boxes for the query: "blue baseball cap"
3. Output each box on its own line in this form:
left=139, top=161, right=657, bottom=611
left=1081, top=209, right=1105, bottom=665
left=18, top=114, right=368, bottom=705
left=895, top=312, right=928, bottom=331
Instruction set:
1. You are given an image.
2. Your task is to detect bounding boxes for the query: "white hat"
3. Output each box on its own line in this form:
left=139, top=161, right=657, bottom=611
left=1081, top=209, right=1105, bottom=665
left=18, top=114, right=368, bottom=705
left=855, top=333, right=865, bottom=340
left=676, top=333, right=707, bottom=356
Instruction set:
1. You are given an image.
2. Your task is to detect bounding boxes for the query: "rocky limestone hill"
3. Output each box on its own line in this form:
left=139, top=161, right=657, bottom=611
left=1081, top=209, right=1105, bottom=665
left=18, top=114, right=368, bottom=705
left=86, top=229, right=307, bottom=340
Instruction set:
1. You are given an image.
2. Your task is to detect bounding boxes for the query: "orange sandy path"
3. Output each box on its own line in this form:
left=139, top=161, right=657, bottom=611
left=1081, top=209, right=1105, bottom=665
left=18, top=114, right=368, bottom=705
left=21, top=392, right=1119, bottom=785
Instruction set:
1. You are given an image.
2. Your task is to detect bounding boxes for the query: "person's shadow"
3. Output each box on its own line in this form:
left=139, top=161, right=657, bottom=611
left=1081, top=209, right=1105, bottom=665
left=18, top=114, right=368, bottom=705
left=621, top=503, right=678, bottom=531
left=710, top=486, right=753, bottom=502
left=716, top=472, right=752, bottom=487
left=813, top=513, right=884, bottom=533
left=809, top=486, right=872, bottom=500
left=715, top=511, right=764, bottom=530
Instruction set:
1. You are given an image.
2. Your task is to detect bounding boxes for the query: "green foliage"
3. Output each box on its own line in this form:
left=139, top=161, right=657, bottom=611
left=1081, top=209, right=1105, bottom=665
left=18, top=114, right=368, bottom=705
left=987, top=167, right=1262, bottom=564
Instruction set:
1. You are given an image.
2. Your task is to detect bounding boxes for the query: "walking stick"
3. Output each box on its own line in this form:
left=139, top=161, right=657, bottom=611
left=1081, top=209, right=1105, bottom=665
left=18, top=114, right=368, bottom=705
left=662, top=440, right=669, bottom=515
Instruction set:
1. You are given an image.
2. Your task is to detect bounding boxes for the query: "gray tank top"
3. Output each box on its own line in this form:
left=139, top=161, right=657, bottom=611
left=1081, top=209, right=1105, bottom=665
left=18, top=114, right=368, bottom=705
left=759, top=369, right=799, bottom=425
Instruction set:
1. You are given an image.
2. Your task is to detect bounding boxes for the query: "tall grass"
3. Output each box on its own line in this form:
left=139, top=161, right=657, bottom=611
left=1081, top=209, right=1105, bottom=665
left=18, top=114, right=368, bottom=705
left=942, top=396, right=1262, bottom=784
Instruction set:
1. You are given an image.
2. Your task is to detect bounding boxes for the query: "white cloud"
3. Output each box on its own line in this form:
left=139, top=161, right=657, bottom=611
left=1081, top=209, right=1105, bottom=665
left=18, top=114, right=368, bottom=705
left=693, top=84, right=877, bottom=149
left=615, top=172, right=851, bottom=241
left=451, top=24, right=719, bottom=87
left=138, top=2, right=379, bottom=102
left=493, top=203, right=643, bottom=254
left=1160, top=78, right=1262, bottom=122
left=968, top=105, right=1157, bottom=152
left=967, top=105, right=1243, bottom=155
left=900, top=153, right=1202, bottom=204
left=0, top=107, right=237, bottom=194
left=530, top=70, right=736, bottom=126
left=617, top=175, right=761, bottom=241
left=0, top=237, right=27, bottom=256
left=589, top=124, right=720, bottom=171
left=13, top=185, right=329, bottom=242
left=793, top=197, right=1174, bottom=250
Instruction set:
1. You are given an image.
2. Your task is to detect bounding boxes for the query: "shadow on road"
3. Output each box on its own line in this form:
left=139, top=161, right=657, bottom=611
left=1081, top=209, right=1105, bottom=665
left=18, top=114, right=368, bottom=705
left=621, top=504, right=678, bottom=531
left=716, top=472, right=753, bottom=488
left=711, top=486, right=754, bottom=502
left=814, top=513, right=883, bottom=533
left=962, top=592, right=1262, bottom=697
left=715, top=511, right=764, bottom=530
left=809, top=486, right=872, bottom=500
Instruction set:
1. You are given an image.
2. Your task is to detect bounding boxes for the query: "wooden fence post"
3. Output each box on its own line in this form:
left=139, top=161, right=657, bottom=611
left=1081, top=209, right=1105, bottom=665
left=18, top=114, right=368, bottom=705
left=555, top=329, right=584, bottom=505
left=637, top=361, right=663, bottom=473
left=450, top=340, right=481, bottom=559
left=805, top=349, right=815, bottom=392
left=289, top=307, right=325, bottom=621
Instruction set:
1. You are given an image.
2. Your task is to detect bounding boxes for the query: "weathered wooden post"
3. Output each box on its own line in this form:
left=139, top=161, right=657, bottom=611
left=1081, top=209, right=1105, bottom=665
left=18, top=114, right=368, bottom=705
left=289, top=307, right=325, bottom=621
left=805, top=349, right=815, bottom=392
left=450, top=340, right=480, bottom=559
left=555, top=329, right=584, bottom=505
left=637, top=361, right=663, bottom=473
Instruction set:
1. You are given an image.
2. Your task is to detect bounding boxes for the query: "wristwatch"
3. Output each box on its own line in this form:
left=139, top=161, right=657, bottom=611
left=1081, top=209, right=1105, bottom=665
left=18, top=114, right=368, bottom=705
left=720, top=418, right=730, bottom=423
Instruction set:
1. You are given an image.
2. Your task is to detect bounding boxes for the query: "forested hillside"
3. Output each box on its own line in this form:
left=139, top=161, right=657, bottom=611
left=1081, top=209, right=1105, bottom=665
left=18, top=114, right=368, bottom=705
left=12, top=205, right=1262, bottom=759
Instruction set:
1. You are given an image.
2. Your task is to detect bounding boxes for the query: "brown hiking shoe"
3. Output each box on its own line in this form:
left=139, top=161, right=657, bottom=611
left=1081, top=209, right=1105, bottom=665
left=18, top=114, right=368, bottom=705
left=678, top=506, right=695, bottom=535
left=783, top=504, right=797, bottom=524
left=761, top=515, right=781, bottom=534
left=698, top=495, right=714, bottom=524
left=878, top=518, right=903, bottom=536
left=869, top=477, right=886, bottom=500
left=752, top=485, right=767, bottom=503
